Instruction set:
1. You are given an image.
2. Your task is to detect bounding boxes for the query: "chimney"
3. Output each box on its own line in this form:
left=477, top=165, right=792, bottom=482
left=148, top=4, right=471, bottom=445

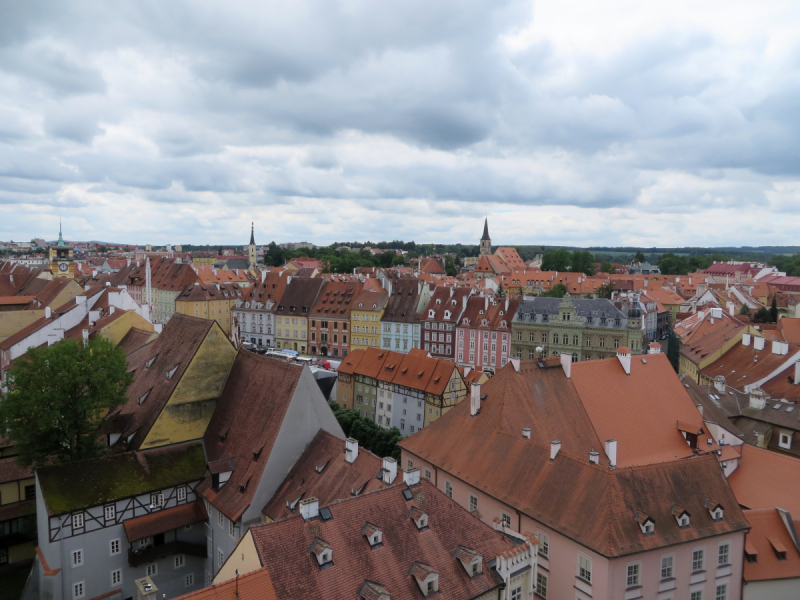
left=505, top=297, right=509, bottom=312
left=589, top=451, right=600, bottom=464
left=696, top=404, right=703, bottom=417
left=522, top=428, right=531, bottom=439
left=382, top=457, right=397, bottom=484
left=742, top=333, right=751, bottom=347
left=450, top=286, right=454, bottom=298
left=76, top=295, right=86, bottom=304
left=754, top=336, right=765, bottom=351
left=755, top=431, right=766, bottom=449
left=463, top=294, right=468, bottom=311
left=560, top=352, right=572, bottom=379
left=648, top=342, right=661, bottom=354
left=605, top=439, right=617, bottom=468
left=299, top=497, right=319, bottom=521
left=616, top=348, right=631, bottom=375
left=772, top=340, right=789, bottom=356
left=714, top=375, right=726, bottom=393
left=484, top=296, right=488, bottom=311
left=550, top=440, right=561, bottom=461
left=510, top=357, right=520, bottom=373
left=45, top=306, right=51, bottom=319
left=110, top=306, right=115, bottom=315
left=470, top=383, right=482, bottom=416
left=749, top=389, right=767, bottom=410
left=345, top=438, right=359, bottom=464
left=795, top=361, right=800, bottom=386
left=403, top=468, right=421, bottom=487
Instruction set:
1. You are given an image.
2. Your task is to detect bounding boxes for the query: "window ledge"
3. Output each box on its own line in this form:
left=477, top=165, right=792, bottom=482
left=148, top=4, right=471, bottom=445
left=576, top=576, right=592, bottom=586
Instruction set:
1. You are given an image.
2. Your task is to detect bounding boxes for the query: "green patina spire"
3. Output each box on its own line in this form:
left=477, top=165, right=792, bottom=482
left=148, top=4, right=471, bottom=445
left=57, top=217, right=65, bottom=247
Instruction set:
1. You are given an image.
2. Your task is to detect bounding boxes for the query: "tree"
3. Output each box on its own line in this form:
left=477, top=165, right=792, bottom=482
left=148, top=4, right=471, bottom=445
left=496, top=282, right=506, bottom=298
left=738, top=304, right=751, bottom=317
left=391, top=253, right=406, bottom=266
left=599, top=261, right=615, bottom=274
left=543, top=283, right=568, bottom=298
left=328, top=402, right=401, bottom=459
left=541, top=249, right=571, bottom=272
left=634, top=250, right=646, bottom=262
left=658, top=253, right=690, bottom=275
left=570, top=251, right=596, bottom=276
left=597, top=281, right=614, bottom=299
left=770, top=297, right=779, bottom=323
left=0, top=337, right=133, bottom=466
left=444, top=256, right=458, bottom=277
left=752, top=307, right=771, bottom=323
left=263, top=242, right=286, bottom=267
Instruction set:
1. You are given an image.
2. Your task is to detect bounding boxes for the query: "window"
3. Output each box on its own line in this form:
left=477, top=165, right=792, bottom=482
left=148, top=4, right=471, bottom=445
left=217, top=509, right=224, bottom=527
left=185, top=573, right=195, bottom=587
left=175, top=554, right=185, bottom=569
left=661, top=555, right=673, bottom=580
left=150, top=492, right=164, bottom=508
left=177, top=486, right=187, bottom=502
left=501, top=513, right=512, bottom=528
left=424, top=469, right=431, bottom=481
left=626, top=563, right=640, bottom=588
left=779, top=432, right=792, bottom=449
left=536, top=572, right=548, bottom=598
left=715, top=584, right=727, bottom=600
left=445, top=481, right=453, bottom=498
left=718, top=542, right=730, bottom=566
left=105, top=504, right=115, bottom=521
left=147, top=563, right=158, bottom=577
left=72, top=513, right=84, bottom=529
left=469, top=495, right=478, bottom=511
left=538, top=532, right=549, bottom=558
left=71, top=549, right=83, bottom=567
left=511, top=586, right=522, bottom=600
left=218, top=548, right=224, bottom=568
left=692, top=549, right=705, bottom=573
left=110, top=539, right=121, bottom=556
left=111, top=569, right=122, bottom=586
left=73, top=581, right=85, bottom=599
left=691, top=592, right=703, bottom=600
left=24, top=484, right=35, bottom=500
left=578, top=555, right=592, bottom=583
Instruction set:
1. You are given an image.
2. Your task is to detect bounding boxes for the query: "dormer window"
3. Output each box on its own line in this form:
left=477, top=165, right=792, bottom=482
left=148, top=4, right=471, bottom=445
left=166, top=364, right=179, bottom=380
left=411, top=563, right=439, bottom=597
left=455, top=546, right=482, bottom=577
left=705, top=499, right=724, bottom=521
left=410, top=507, right=429, bottom=531
left=310, top=538, right=333, bottom=569
left=145, top=355, right=157, bottom=368
left=635, top=511, right=655, bottom=535
left=429, top=310, right=435, bottom=318
left=362, top=523, right=383, bottom=549
left=671, top=505, right=691, bottom=528
left=138, top=389, right=151, bottom=405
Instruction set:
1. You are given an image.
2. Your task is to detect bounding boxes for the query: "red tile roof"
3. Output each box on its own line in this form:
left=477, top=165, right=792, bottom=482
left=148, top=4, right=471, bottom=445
left=728, top=444, right=800, bottom=514
left=174, top=563, right=279, bottom=600
left=124, top=500, right=208, bottom=542
left=743, top=508, right=800, bottom=582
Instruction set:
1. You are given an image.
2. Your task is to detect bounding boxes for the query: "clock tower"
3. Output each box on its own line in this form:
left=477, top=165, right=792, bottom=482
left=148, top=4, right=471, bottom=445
left=48, top=221, right=75, bottom=279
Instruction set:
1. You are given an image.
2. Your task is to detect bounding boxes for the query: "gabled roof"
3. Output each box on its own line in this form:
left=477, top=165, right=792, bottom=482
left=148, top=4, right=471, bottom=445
left=337, top=349, right=366, bottom=375
left=274, top=278, right=325, bottom=317
left=743, top=508, right=800, bottom=582
left=381, top=280, right=422, bottom=324
left=421, top=286, right=470, bottom=322
left=249, top=481, right=514, bottom=599
left=400, top=371, right=748, bottom=557
left=700, top=338, right=800, bottom=395
left=728, top=444, right=800, bottom=514
left=196, top=350, right=304, bottom=521
left=310, top=281, right=363, bottom=319
left=262, top=430, right=384, bottom=521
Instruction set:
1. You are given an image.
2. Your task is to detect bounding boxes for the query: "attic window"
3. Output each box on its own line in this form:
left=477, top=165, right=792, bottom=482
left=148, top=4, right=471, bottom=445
left=166, top=364, right=179, bottom=380
left=315, top=461, right=329, bottom=474
left=310, top=538, right=333, bottom=569
left=253, top=446, right=263, bottom=461
left=239, top=476, right=251, bottom=493
left=145, top=355, right=158, bottom=368
left=410, top=507, right=429, bottom=531
left=705, top=499, right=724, bottom=522
left=138, top=389, right=151, bottom=405
left=770, top=537, right=788, bottom=561
left=319, top=507, right=333, bottom=522
left=219, top=429, right=229, bottom=443
left=455, top=546, right=482, bottom=577
left=672, top=506, right=691, bottom=528
left=362, top=523, right=383, bottom=549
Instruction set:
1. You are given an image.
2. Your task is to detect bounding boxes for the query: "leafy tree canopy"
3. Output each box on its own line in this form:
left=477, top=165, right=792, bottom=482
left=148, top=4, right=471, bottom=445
left=543, top=283, right=568, bottom=298
left=328, top=402, right=402, bottom=460
left=0, top=337, right=133, bottom=467
left=597, top=281, right=614, bottom=299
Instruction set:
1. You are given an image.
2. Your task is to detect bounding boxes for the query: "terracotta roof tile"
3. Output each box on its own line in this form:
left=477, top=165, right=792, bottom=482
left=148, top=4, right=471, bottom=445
left=743, top=508, right=800, bottom=582
left=728, top=444, right=800, bottom=514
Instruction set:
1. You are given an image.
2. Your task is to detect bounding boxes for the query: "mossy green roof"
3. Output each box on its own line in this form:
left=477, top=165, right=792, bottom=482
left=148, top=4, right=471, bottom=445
left=37, top=442, right=207, bottom=515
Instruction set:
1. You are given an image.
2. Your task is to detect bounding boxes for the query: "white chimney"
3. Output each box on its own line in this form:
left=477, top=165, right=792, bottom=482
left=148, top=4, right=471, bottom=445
left=711, top=307, right=722, bottom=319
left=510, top=357, right=520, bottom=373
left=463, top=294, right=468, bottom=311
left=605, top=439, right=617, bottom=468
left=550, top=440, right=561, bottom=461
left=749, top=389, right=767, bottom=410
left=696, top=403, right=703, bottom=417
left=45, top=306, right=51, bottom=319
left=560, top=352, right=572, bottom=379
left=772, top=340, right=789, bottom=356
left=403, top=468, right=421, bottom=487
left=505, top=297, right=509, bottom=312
left=522, top=428, right=531, bottom=439
left=345, top=438, right=359, bottom=464
left=742, top=333, right=751, bottom=347
left=82, top=329, right=89, bottom=343
left=589, top=451, right=600, bottom=464
left=484, top=296, right=489, bottom=311
left=470, top=383, right=482, bottom=416
left=110, top=306, right=116, bottom=315
left=648, top=342, right=661, bottom=354
left=299, top=497, right=319, bottom=521
left=616, top=348, right=631, bottom=375
left=754, top=336, right=765, bottom=351
left=382, top=457, right=397, bottom=484
left=714, top=375, right=726, bottom=393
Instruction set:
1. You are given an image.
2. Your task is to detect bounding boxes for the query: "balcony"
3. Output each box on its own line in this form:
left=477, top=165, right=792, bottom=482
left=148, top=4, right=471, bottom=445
left=128, top=540, right=206, bottom=567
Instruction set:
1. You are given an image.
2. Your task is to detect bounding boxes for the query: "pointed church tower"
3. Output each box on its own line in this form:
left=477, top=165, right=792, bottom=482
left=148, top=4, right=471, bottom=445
left=248, top=222, right=257, bottom=269
left=479, top=217, right=492, bottom=256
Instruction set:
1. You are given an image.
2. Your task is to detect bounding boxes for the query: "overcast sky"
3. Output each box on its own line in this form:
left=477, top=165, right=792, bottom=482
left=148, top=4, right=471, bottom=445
left=2, top=0, right=799, bottom=248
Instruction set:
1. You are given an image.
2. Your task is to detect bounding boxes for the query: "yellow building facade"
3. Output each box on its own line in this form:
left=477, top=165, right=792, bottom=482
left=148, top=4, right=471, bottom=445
left=350, top=292, right=388, bottom=351
left=175, top=283, right=244, bottom=335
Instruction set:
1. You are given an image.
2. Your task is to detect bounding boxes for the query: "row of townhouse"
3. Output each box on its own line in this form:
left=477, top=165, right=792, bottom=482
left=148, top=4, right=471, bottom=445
left=31, top=313, right=345, bottom=600
left=336, top=348, right=469, bottom=433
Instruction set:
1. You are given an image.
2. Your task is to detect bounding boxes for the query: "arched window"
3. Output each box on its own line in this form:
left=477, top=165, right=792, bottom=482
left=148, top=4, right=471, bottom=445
left=552, top=333, right=558, bottom=343
left=573, top=335, right=579, bottom=346
left=562, top=334, right=568, bottom=345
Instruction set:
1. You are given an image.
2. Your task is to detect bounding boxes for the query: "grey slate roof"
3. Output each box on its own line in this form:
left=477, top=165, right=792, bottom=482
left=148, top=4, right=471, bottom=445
left=514, top=296, right=626, bottom=320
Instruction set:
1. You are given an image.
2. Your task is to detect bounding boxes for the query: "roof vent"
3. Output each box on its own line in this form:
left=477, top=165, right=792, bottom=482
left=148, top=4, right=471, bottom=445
left=550, top=440, right=561, bottom=461
left=522, top=427, right=531, bottom=439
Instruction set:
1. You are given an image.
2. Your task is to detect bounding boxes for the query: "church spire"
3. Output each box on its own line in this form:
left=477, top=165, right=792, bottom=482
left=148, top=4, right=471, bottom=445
left=481, top=217, right=490, bottom=241
left=57, top=216, right=65, bottom=247
left=479, top=217, right=492, bottom=256
left=249, top=222, right=255, bottom=246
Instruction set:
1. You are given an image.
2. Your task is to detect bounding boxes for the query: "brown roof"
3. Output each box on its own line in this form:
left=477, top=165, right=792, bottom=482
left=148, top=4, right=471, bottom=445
left=337, top=349, right=366, bottom=375
left=244, top=271, right=290, bottom=306
left=700, top=339, right=800, bottom=394
left=0, top=455, right=33, bottom=486
left=274, top=278, right=326, bottom=317
left=743, top=508, right=800, bottom=582
left=196, top=350, right=303, bottom=521
left=728, top=444, right=800, bottom=514
left=118, top=327, right=155, bottom=355
left=249, top=480, right=515, bottom=600
left=400, top=363, right=747, bottom=557
left=124, top=500, right=208, bottom=542
left=458, top=295, right=518, bottom=332
left=310, top=281, right=363, bottom=319
left=421, top=286, right=470, bottom=323
left=381, top=280, right=423, bottom=324
left=419, top=257, right=445, bottom=275
left=101, top=314, right=220, bottom=451
left=571, top=353, right=712, bottom=467
left=262, top=430, right=386, bottom=521
left=178, top=282, right=244, bottom=303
